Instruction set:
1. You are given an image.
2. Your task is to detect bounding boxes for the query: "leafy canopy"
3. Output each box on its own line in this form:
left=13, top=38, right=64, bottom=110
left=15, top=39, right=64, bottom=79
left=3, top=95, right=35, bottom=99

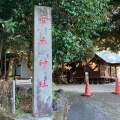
left=0, top=0, right=111, bottom=67
left=52, top=0, right=111, bottom=66
left=93, top=0, right=120, bottom=53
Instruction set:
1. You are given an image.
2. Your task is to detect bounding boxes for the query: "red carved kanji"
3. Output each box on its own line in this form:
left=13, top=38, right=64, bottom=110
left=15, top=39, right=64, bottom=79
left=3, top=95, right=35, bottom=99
left=38, top=58, right=47, bottom=69
left=43, top=58, right=47, bottom=69
left=39, top=37, right=47, bottom=45
left=38, top=80, right=48, bottom=88
left=42, top=80, right=48, bottom=87
left=40, top=14, right=47, bottom=24
left=39, top=60, right=43, bottom=66
left=38, top=81, right=42, bottom=87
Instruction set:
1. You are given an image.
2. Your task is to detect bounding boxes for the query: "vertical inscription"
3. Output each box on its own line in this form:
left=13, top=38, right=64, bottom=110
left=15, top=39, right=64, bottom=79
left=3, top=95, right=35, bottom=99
left=39, top=58, right=47, bottom=69
left=39, top=37, right=47, bottom=45
left=40, top=14, right=48, bottom=24
left=33, top=6, right=52, bottom=117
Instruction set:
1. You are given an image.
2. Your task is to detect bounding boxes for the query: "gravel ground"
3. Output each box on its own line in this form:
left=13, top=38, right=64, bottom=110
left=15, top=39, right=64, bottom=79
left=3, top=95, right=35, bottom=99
left=56, top=83, right=120, bottom=120
left=56, top=83, right=116, bottom=93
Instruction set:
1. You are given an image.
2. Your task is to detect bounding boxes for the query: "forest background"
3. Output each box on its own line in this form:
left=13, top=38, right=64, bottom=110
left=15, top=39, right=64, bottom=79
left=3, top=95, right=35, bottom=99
left=0, top=0, right=120, bottom=80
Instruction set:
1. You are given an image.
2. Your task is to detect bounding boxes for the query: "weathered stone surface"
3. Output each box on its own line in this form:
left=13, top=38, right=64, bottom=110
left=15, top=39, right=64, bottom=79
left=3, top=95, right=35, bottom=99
left=33, top=6, right=52, bottom=117
left=21, top=57, right=32, bottom=78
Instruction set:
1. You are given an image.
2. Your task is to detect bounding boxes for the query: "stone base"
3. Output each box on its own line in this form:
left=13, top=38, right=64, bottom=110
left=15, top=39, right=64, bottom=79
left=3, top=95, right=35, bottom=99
left=16, top=114, right=53, bottom=120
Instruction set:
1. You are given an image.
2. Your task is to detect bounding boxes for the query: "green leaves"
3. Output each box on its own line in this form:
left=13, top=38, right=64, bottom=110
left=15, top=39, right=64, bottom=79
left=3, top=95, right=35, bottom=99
left=93, top=0, right=120, bottom=52
left=4, top=19, right=16, bottom=34
left=0, top=0, right=112, bottom=67
left=52, top=0, right=112, bottom=66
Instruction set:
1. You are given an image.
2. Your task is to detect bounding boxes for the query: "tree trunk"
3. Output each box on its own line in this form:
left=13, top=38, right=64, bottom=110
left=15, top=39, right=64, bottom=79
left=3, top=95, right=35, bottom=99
left=0, top=38, right=3, bottom=80
left=0, top=39, right=3, bottom=61
left=27, top=48, right=31, bottom=68
left=5, top=58, right=11, bottom=81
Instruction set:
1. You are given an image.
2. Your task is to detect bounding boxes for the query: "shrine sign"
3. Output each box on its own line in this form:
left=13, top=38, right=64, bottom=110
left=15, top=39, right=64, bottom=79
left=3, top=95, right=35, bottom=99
left=33, top=6, right=52, bottom=117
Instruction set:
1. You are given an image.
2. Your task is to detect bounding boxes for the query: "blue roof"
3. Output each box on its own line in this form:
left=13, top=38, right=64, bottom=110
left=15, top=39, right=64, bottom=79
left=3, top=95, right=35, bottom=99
left=96, top=51, right=120, bottom=64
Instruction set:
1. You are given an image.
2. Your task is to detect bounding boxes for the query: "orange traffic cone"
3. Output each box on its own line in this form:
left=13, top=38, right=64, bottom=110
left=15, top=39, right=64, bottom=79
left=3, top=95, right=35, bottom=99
left=112, top=77, right=120, bottom=94
left=82, top=77, right=93, bottom=97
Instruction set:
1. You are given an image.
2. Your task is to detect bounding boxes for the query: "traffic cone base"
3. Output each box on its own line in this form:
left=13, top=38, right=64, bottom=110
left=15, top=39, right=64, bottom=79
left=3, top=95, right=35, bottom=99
left=112, top=92, right=120, bottom=95
left=112, top=77, right=120, bottom=95
left=81, top=93, right=94, bottom=97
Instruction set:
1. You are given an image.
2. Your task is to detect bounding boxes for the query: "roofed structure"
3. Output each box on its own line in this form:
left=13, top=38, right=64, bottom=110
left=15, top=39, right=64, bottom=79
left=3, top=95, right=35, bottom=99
left=96, top=51, right=120, bottom=65
left=61, top=51, right=120, bottom=84
left=53, top=51, right=120, bottom=84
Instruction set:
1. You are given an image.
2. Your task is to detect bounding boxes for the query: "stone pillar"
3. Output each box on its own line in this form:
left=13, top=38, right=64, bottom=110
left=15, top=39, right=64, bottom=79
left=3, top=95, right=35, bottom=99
left=33, top=6, right=52, bottom=117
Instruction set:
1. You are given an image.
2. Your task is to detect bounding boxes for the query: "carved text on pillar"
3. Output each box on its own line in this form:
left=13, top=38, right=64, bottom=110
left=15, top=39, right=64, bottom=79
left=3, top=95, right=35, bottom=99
left=38, top=80, right=48, bottom=88
left=40, top=14, right=48, bottom=24
left=39, top=58, right=47, bottom=69
left=39, top=37, right=47, bottom=45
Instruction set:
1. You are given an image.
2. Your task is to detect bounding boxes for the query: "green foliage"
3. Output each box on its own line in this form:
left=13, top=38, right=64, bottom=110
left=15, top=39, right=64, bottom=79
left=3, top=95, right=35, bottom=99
left=16, top=90, right=32, bottom=114
left=0, top=0, right=17, bottom=20
left=52, top=0, right=111, bottom=66
left=0, top=0, right=112, bottom=67
left=16, top=109, right=25, bottom=114
left=93, top=0, right=120, bottom=53
left=15, top=83, right=56, bottom=114
left=15, top=97, right=25, bottom=114
left=52, top=82, right=57, bottom=100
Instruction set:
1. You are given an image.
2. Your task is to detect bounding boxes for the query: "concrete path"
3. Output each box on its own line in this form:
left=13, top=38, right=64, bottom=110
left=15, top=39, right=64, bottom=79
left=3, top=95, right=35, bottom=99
left=56, top=83, right=120, bottom=120
left=66, top=92, right=118, bottom=120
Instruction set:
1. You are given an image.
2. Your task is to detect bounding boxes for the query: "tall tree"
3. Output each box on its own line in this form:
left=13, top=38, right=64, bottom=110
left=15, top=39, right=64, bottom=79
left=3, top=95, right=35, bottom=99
left=52, top=0, right=111, bottom=66
left=0, top=0, right=111, bottom=68
left=93, top=0, right=120, bottom=53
